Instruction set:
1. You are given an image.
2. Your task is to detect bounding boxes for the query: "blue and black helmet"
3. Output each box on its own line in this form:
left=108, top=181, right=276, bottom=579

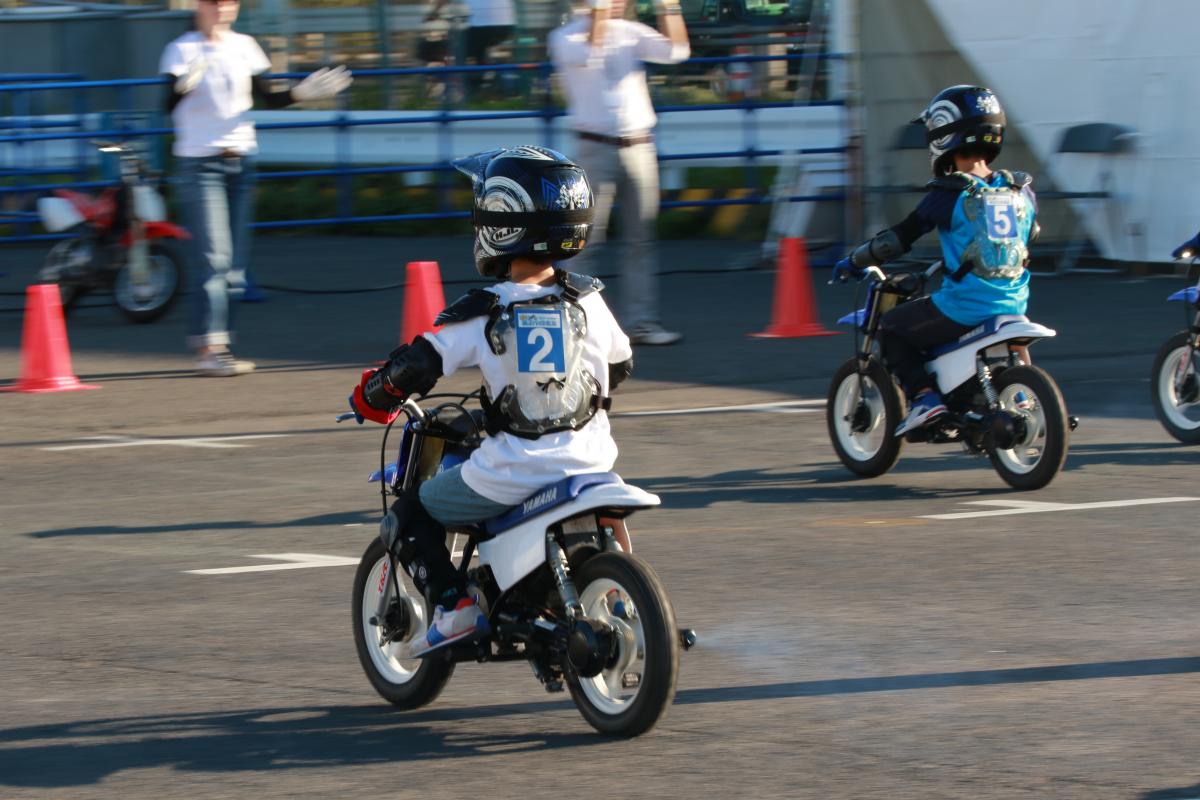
left=452, top=146, right=594, bottom=278
left=913, top=85, right=1006, bottom=176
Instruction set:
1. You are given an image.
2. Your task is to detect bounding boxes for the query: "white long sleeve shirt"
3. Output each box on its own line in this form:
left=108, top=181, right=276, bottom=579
left=548, top=14, right=690, bottom=137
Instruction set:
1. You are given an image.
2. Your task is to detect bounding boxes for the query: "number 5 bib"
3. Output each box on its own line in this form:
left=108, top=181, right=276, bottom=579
left=957, top=170, right=1034, bottom=281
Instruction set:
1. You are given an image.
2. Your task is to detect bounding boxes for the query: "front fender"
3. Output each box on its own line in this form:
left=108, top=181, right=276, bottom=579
left=1167, top=286, right=1199, bottom=304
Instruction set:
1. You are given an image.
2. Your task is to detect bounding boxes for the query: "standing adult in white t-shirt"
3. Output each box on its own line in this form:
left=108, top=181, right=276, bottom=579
left=549, top=0, right=690, bottom=347
left=159, top=0, right=351, bottom=376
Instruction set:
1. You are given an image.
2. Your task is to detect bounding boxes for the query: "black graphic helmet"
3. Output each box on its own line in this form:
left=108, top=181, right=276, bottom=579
left=452, top=146, right=594, bottom=278
left=913, top=85, right=1006, bottom=176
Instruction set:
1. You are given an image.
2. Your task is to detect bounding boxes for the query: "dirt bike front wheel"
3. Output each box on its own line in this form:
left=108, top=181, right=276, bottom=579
left=351, top=537, right=454, bottom=710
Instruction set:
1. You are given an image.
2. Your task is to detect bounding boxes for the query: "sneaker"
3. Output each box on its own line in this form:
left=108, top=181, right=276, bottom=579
left=629, top=323, right=682, bottom=346
left=407, top=597, right=490, bottom=658
left=195, top=350, right=256, bottom=377
left=895, top=391, right=947, bottom=436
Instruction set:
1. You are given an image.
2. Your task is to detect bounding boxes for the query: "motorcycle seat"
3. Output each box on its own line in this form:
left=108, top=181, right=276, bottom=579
left=481, top=472, right=624, bottom=536
left=928, top=314, right=1031, bottom=358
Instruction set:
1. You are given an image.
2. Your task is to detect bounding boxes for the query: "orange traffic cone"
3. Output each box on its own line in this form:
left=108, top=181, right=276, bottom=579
left=400, top=261, right=447, bottom=345
left=751, top=237, right=839, bottom=338
left=2, top=284, right=99, bottom=393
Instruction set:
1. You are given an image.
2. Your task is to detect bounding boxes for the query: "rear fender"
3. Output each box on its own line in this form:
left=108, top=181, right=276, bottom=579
left=928, top=322, right=1056, bottom=394
left=477, top=483, right=660, bottom=592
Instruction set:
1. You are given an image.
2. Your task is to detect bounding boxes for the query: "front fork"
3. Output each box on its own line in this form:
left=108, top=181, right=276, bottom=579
left=1175, top=321, right=1200, bottom=402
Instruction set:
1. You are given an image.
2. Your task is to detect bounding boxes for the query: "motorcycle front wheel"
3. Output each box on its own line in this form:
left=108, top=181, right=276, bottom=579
left=1150, top=332, right=1200, bottom=443
left=351, top=537, right=454, bottom=709
left=114, top=240, right=182, bottom=324
left=826, top=357, right=904, bottom=478
left=566, top=552, right=679, bottom=738
left=987, top=365, right=1070, bottom=490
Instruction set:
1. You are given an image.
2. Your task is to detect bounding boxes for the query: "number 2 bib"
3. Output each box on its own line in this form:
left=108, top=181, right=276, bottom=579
left=483, top=294, right=603, bottom=437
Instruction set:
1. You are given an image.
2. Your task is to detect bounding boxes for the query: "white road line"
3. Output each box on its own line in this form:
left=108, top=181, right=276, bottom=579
left=185, top=553, right=359, bottom=575
left=616, top=399, right=825, bottom=417
left=922, top=497, right=1200, bottom=521
left=43, top=433, right=290, bottom=451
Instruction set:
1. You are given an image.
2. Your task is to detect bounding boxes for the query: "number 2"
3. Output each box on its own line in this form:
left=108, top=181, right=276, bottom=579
left=528, top=328, right=554, bottom=371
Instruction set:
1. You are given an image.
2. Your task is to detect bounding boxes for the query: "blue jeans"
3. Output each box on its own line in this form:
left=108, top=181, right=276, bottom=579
left=175, top=155, right=257, bottom=349
left=419, top=465, right=511, bottom=526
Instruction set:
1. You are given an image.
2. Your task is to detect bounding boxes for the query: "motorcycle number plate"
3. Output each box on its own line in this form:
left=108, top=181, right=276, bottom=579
left=515, top=308, right=566, bottom=373
left=560, top=515, right=597, bottom=535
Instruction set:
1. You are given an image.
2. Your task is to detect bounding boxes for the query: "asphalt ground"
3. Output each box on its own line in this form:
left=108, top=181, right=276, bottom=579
left=1, top=237, right=1198, bottom=799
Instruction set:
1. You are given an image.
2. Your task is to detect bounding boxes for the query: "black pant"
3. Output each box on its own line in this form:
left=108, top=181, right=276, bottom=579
left=879, top=297, right=973, bottom=395
left=389, top=491, right=462, bottom=604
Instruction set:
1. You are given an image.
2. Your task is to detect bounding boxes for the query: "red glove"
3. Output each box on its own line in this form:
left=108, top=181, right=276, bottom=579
left=349, top=368, right=402, bottom=425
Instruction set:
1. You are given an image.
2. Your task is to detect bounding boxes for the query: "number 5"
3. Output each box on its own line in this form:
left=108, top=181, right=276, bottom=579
left=993, top=205, right=1013, bottom=236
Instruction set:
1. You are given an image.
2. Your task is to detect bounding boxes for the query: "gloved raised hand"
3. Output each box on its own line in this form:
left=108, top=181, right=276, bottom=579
left=349, top=368, right=401, bottom=425
left=832, top=256, right=864, bottom=283
left=175, top=58, right=208, bottom=94
left=1173, top=232, right=1200, bottom=260
left=292, top=65, right=353, bottom=103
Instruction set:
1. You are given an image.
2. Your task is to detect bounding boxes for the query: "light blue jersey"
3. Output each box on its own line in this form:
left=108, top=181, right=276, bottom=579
left=930, top=172, right=1036, bottom=326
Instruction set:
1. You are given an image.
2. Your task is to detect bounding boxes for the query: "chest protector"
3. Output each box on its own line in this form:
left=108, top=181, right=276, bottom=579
left=948, top=170, right=1034, bottom=281
left=437, top=272, right=610, bottom=440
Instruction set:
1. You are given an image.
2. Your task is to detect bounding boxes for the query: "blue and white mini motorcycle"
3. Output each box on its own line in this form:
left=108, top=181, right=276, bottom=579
left=1150, top=256, right=1200, bottom=443
left=826, top=262, right=1073, bottom=490
left=343, top=392, right=693, bottom=737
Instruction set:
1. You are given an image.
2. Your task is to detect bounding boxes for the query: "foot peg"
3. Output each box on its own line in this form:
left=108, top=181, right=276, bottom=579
left=1068, top=415, right=1080, bottom=431
left=678, top=628, right=697, bottom=651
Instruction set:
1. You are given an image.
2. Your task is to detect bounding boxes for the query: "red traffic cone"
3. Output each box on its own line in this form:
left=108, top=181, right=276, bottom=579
left=751, top=237, right=839, bottom=338
left=400, top=261, right=447, bottom=345
left=2, top=284, right=99, bottom=393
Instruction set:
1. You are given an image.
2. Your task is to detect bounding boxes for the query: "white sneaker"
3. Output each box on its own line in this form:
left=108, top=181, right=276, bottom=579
left=406, top=597, right=490, bottom=658
left=629, top=323, right=682, bottom=346
left=195, top=350, right=256, bottom=377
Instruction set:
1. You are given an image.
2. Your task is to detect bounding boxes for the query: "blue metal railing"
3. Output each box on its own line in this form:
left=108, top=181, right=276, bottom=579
left=0, top=54, right=847, bottom=244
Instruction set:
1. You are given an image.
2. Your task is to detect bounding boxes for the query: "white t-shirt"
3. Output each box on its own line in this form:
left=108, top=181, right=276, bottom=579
left=422, top=279, right=633, bottom=506
left=159, top=30, right=272, bottom=157
left=548, top=14, right=690, bottom=137
left=466, top=0, right=515, bottom=28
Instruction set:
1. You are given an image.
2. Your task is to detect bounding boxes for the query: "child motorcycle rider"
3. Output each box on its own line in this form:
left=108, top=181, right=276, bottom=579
left=349, top=146, right=634, bottom=658
left=834, top=85, right=1038, bottom=436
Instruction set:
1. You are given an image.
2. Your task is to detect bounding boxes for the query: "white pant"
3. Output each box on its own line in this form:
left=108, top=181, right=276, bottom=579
left=567, top=137, right=661, bottom=329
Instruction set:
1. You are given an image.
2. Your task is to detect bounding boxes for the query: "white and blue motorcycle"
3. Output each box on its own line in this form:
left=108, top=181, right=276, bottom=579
left=343, top=392, right=694, bottom=737
left=1150, top=255, right=1200, bottom=443
left=826, top=262, right=1073, bottom=490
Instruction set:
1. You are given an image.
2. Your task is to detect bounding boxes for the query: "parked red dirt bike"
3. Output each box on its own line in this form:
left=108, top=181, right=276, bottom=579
left=36, top=141, right=187, bottom=323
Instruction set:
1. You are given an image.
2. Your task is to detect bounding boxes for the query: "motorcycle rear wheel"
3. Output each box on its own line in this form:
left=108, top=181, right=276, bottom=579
left=114, top=240, right=182, bottom=324
left=351, top=537, right=454, bottom=709
left=38, top=238, right=89, bottom=312
left=987, top=365, right=1069, bottom=490
left=1150, top=332, right=1200, bottom=443
left=566, top=552, right=679, bottom=737
left=826, top=357, right=904, bottom=478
